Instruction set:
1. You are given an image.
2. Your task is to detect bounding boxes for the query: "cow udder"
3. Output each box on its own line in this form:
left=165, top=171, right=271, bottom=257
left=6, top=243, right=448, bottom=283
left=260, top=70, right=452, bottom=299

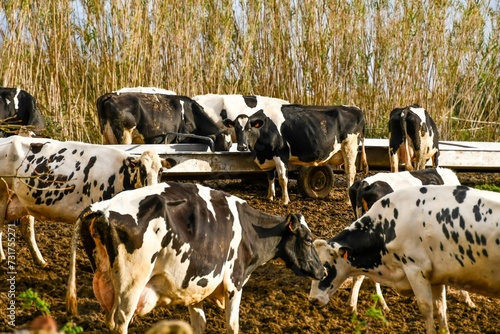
left=93, top=270, right=114, bottom=312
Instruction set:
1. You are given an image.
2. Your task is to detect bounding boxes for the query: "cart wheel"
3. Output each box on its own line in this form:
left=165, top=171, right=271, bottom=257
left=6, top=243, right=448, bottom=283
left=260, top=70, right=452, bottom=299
left=297, top=166, right=334, bottom=199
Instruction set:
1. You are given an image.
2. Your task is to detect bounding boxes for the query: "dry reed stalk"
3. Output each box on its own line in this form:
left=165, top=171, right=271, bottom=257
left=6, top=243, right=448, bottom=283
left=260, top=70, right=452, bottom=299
left=0, top=0, right=498, bottom=142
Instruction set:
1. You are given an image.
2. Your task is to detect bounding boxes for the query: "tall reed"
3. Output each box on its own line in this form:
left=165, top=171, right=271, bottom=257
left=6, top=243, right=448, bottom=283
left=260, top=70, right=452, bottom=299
left=0, top=0, right=498, bottom=142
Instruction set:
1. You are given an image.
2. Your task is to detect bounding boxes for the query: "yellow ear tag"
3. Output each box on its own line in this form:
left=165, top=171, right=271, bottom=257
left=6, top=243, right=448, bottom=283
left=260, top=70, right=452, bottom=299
left=343, top=251, right=348, bottom=260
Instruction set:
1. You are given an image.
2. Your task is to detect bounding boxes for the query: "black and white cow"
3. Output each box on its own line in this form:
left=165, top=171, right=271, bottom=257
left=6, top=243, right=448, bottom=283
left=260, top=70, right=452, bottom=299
left=96, top=92, right=232, bottom=151
left=66, top=182, right=326, bottom=334
left=309, top=185, right=500, bottom=334
left=0, top=136, right=165, bottom=266
left=388, top=104, right=439, bottom=172
left=192, top=93, right=289, bottom=134
left=0, top=88, right=45, bottom=136
left=224, top=104, right=368, bottom=205
left=346, top=167, right=474, bottom=312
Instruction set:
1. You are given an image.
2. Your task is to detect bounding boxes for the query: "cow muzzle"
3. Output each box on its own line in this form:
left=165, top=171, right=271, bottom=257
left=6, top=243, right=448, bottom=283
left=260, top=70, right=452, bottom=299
left=308, top=295, right=330, bottom=307
left=237, top=143, right=248, bottom=151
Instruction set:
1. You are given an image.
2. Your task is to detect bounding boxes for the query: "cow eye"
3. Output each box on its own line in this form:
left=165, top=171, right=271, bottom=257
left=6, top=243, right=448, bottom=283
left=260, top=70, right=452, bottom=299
left=304, top=239, right=312, bottom=246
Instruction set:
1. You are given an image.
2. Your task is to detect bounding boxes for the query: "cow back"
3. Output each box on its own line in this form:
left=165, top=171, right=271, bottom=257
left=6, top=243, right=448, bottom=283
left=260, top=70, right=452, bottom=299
left=279, top=105, right=365, bottom=163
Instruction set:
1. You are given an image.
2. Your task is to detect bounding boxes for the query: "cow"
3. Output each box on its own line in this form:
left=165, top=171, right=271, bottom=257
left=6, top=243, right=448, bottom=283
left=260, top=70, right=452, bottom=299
left=96, top=92, right=232, bottom=151
left=0, top=135, right=165, bottom=266
left=346, top=167, right=474, bottom=312
left=66, top=182, right=327, bottom=334
left=388, top=104, right=439, bottom=172
left=223, top=104, right=368, bottom=205
left=309, top=185, right=500, bottom=334
left=0, top=88, right=45, bottom=137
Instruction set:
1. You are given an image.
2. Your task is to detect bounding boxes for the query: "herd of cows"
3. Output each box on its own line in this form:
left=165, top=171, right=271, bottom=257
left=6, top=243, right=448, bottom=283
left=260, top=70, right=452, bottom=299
left=1, top=86, right=499, bottom=334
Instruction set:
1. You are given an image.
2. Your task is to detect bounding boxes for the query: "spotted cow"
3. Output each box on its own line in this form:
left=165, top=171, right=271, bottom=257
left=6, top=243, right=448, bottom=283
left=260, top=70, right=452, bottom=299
left=0, top=135, right=165, bottom=266
left=309, top=185, right=500, bottom=334
left=0, top=88, right=45, bottom=137
left=224, top=105, right=368, bottom=205
left=346, top=167, right=474, bottom=312
left=388, top=104, right=439, bottom=172
left=66, top=182, right=326, bottom=334
left=96, top=92, right=231, bottom=151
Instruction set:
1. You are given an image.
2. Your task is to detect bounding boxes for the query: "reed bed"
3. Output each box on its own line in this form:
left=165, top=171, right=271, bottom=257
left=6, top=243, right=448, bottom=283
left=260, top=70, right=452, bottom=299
left=0, top=0, right=498, bottom=142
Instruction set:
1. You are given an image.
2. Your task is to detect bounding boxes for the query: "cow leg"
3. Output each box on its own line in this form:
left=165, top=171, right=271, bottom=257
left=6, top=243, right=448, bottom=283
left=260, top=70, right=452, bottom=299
left=107, top=259, right=155, bottom=333
left=348, top=275, right=365, bottom=313
left=459, top=290, right=476, bottom=308
left=273, top=158, right=289, bottom=205
left=266, top=170, right=276, bottom=202
left=403, top=140, right=414, bottom=171
left=188, top=301, right=207, bottom=334
left=404, top=267, right=437, bottom=334
left=388, top=130, right=403, bottom=172
left=416, top=143, right=429, bottom=170
left=374, top=282, right=389, bottom=312
left=20, top=215, right=47, bottom=266
left=0, top=229, right=4, bottom=262
left=432, top=284, right=449, bottom=334
left=225, top=289, right=243, bottom=334
left=0, top=180, right=8, bottom=261
left=432, top=151, right=439, bottom=168
left=341, top=134, right=359, bottom=201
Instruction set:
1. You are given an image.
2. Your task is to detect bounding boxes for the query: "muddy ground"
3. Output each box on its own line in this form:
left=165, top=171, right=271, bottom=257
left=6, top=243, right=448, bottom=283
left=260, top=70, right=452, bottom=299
left=1, top=171, right=500, bottom=333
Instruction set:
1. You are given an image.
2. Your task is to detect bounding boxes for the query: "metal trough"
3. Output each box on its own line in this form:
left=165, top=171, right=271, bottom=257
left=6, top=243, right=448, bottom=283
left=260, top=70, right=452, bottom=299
left=363, top=138, right=500, bottom=171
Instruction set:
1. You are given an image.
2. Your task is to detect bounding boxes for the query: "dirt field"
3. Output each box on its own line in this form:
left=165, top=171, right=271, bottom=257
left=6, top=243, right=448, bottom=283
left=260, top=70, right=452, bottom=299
left=1, top=171, right=500, bottom=333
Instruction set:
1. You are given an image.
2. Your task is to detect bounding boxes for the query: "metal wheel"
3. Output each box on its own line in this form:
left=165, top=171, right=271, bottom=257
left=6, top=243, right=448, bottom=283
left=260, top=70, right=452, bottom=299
left=297, top=165, right=334, bottom=199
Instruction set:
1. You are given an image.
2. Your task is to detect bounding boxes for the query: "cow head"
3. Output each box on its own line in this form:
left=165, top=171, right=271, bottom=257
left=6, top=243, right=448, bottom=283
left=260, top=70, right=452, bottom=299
left=210, top=129, right=233, bottom=151
left=223, top=110, right=265, bottom=152
left=276, top=214, right=327, bottom=281
left=125, top=150, right=162, bottom=188
left=308, top=239, right=352, bottom=307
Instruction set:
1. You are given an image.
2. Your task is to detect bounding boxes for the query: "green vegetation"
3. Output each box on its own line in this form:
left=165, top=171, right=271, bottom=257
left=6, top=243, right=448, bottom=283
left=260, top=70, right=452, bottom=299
left=18, top=288, right=84, bottom=333
left=60, top=321, right=85, bottom=334
left=18, top=288, right=51, bottom=316
left=351, top=294, right=389, bottom=333
left=476, top=184, right=500, bottom=192
left=0, top=1, right=498, bottom=142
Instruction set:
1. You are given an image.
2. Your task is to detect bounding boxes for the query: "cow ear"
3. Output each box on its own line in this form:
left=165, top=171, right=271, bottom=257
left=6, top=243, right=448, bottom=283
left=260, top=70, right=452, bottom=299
left=250, top=119, right=264, bottom=128
left=223, top=118, right=235, bottom=128
left=313, top=239, right=327, bottom=248
left=338, top=247, right=352, bottom=260
left=126, top=156, right=139, bottom=167
left=286, top=214, right=301, bottom=233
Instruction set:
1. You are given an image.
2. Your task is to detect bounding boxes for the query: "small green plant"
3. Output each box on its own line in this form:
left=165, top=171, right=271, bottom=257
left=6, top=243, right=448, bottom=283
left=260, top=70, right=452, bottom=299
left=351, top=294, right=389, bottom=334
left=60, top=321, right=84, bottom=334
left=475, top=184, right=500, bottom=193
left=18, top=288, right=51, bottom=316
left=18, top=288, right=84, bottom=334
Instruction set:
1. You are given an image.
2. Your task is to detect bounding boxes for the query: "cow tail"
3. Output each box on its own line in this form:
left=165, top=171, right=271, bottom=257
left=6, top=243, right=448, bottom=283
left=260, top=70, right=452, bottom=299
left=66, top=212, right=85, bottom=315
left=401, top=111, right=412, bottom=167
left=360, top=136, right=368, bottom=174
